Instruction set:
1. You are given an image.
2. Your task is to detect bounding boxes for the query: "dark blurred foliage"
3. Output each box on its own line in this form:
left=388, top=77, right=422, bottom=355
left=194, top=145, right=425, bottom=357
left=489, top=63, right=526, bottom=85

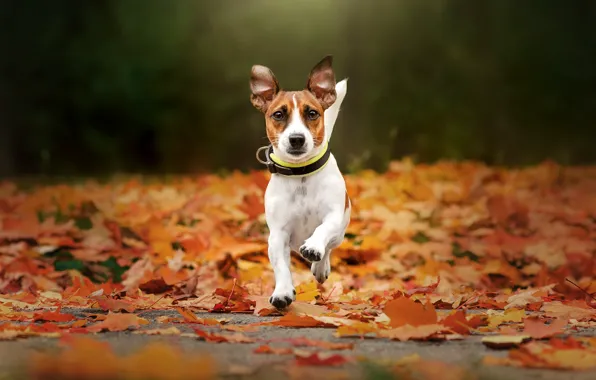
left=1, top=0, right=595, bottom=177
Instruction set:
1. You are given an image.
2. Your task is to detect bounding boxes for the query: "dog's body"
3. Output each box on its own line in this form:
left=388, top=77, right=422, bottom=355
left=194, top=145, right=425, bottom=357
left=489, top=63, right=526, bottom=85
left=250, top=56, right=350, bottom=309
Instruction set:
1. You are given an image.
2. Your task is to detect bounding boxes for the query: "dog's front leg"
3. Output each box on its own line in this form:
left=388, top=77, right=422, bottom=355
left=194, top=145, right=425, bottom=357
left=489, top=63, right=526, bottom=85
left=268, top=229, right=295, bottom=309
left=299, top=211, right=344, bottom=264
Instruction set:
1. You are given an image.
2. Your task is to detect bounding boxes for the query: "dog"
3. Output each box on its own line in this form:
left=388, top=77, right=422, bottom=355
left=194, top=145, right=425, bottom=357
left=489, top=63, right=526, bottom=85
left=250, top=56, right=350, bottom=309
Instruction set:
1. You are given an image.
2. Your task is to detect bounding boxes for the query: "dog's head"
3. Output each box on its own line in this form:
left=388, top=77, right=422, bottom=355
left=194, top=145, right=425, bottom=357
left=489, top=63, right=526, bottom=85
left=250, top=56, right=337, bottom=163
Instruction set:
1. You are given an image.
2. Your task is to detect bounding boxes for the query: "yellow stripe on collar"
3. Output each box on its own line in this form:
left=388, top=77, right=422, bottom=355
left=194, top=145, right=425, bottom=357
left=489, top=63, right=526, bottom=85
left=269, top=142, right=329, bottom=168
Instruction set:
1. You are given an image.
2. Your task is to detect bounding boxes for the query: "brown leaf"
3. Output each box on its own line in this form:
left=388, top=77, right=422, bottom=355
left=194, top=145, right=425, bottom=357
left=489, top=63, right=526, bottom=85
left=87, top=313, right=149, bottom=332
left=383, top=296, right=437, bottom=327
left=261, top=313, right=336, bottom=328
left=194, top=328, right=254, bottom=343
left=522, top=317, right=567, bottom=339
left=96, top=298, right=136, bottom=313
left=294, top=351, right=351, bottom=367
left=33, top=310, right=76, bottom=323
left=377, top=324, right=449, bottom=341
left=133, top=327, right=181, bottom=336
left=284, top=337, right=354, bottom=350
left=481, top=335, right=532, bottom=349
left=254, top=345, right=293, bottom=355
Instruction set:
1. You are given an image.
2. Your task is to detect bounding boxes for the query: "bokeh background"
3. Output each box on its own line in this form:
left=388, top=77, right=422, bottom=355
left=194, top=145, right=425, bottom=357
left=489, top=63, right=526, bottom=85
left=1, top=0, right=595, bottom=178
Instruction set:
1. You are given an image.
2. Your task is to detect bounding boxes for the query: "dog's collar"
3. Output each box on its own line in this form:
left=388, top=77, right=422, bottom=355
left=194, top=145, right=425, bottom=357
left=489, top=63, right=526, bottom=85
left=256, top=142, right=331, bottom=177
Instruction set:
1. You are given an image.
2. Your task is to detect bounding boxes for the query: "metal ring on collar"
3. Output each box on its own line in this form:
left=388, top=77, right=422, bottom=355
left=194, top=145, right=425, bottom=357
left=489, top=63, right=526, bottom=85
left=255, top=145, right=271, bottom=165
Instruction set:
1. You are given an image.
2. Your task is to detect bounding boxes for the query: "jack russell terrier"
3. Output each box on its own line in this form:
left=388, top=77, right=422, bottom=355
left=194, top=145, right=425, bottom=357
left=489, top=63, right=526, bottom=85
left=250, top=56, right=350, bottom=309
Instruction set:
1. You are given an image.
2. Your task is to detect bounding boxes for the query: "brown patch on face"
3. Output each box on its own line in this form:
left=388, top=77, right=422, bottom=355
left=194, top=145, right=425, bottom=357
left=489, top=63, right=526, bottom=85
left=264, top=91, right=326, bottom=148
left=293, top=91, right=326, bottom=147
left=344, top=191, right=350, bottom=211
left=264, top=91, right=292, bottom=147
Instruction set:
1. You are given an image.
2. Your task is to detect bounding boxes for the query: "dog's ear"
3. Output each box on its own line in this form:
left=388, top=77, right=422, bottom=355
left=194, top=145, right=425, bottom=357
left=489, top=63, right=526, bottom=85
left=250, top=65, right=280, bottom=113
left=306, top=55, right=336, bottom=109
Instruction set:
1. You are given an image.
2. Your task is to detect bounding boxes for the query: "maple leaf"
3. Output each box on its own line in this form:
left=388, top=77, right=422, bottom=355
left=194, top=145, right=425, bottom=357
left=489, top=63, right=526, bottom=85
left=481, top=335, right=532, bottom=349
left=133, top=327, right=181, bottom=335
left=522, top=317, right=567, bottom=339
left=335, top=321, right=379, bottom=338
left=541, top=301, right=596, bottom=321
left=194, top=328, right=255, bottom=343
left=31, top=336, right=215, bottom=380
left=261, top=313, right=336, bottom=328
left=377, top=324, right=449, bottom=341
left=294, top=351, right=351, bottom=367
left=405, top=276, right=440, bottom=296
left=87, top=312, right=149, bottom=332
left=295, top=281, right=321, bottom=302
left=95, top=297, right=136, bottom=313
left=283, top=337, right=354, bottom=350
left=383, top=296, right=437, bottom=328
left=254, top=345, right=293, bottom=355
left=176, top=307, right=200, bottom=322
left=440, top=310, right=473, bottom=335
left=487, top=308, right=526, bottom=328
left=485, top=340, right=596, bottom=370
left=33, top=310, right=76, bottom=323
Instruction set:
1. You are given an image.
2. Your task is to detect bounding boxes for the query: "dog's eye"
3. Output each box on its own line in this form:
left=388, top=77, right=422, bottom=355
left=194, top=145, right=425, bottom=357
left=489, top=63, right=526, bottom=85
left=272, top=111, right=284, bottom=121
left=307, top=109, right=319, bottom=120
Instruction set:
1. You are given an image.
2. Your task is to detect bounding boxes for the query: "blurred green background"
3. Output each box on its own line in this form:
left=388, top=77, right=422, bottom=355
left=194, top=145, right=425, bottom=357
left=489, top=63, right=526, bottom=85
left=1, top=0, right=595, bottom=177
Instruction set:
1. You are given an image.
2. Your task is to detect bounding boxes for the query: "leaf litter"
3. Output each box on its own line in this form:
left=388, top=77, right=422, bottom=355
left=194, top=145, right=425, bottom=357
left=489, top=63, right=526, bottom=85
left=0, top=160, right=596, bottom=375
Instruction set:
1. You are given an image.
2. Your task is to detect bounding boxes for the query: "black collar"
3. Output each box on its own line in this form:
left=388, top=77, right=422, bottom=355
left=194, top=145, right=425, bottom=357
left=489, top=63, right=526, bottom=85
left=256, top=144, right=331, bottom=177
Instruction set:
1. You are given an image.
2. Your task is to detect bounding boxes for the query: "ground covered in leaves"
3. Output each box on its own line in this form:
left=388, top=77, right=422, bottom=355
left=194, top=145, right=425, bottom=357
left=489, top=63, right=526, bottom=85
left=1, top=159, right=595, bottom=379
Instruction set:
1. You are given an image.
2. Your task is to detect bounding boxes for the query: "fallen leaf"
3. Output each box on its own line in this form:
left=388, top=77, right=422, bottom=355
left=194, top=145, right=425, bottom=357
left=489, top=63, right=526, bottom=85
left=383, top=296, right=437, bottom=327
left=30, top=335, right=215, bottom=379
left=33, top=310, right=76, bottom=323
left=133, top=327, right=181, bottom=335
left=254, top=345, right=293, bottom=355
left=294, top=351, right=351, bottom=366
left=542, top=302, right=596, bottom=321
left=487, top=308, right=526, bottom=328
left=522, top=317, right=567, bottom=339
left=96, top=298, right=136, bottom=313
left=481, top=335, right=532, bottom=349
left=377, top=324, right=449, bottom=341
left=87, top=313, right=149, bottom=332
left=295, top=282, right=321, bottom=302
left=194, top=328, right=255, bottom=343
left=284, top=337, right=354, bottom=350
left=262, top=313, right=336, bottom=328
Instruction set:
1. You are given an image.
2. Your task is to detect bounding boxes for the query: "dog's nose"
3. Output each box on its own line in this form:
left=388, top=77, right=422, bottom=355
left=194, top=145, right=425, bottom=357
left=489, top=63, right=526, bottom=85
left=288, top=134, right=306, bottom=148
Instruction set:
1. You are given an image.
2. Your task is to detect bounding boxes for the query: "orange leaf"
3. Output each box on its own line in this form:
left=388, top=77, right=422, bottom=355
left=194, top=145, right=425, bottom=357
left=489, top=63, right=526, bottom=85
left=383, top=296, right=437, bottom=327
left=522, top=317, right=567, bottom=339
left=254, top=345, right=293, bottom=355
left=194, top=328, right=254, bottom=343
left=294, top=352, right=351, bottom=367
left=30, top=336, right=215, bottom=379
left=96, top=298, right=136, bottom=313
left=262, top=313, right=335, bottom=328
left=87, top=313, right=148, bottom=332
left=441, top=310, right=472, bottom=335
left=33, top=311, right=76, bottom=323
left=335, top=322, right=378, bottom=337
left=285, top=337, right=354, bottom=350
left=176, top=307, right=199, bottom=322
left=377, top=324, right=448, bottom=341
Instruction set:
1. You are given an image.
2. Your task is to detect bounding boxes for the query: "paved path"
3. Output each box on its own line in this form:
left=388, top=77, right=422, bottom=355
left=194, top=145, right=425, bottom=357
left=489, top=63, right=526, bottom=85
left=1, top=309, right=595, bottom=380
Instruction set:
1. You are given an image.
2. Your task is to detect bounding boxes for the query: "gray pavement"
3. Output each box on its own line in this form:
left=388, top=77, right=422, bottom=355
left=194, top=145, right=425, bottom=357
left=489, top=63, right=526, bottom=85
left=0, top=308, right=595, bottom=380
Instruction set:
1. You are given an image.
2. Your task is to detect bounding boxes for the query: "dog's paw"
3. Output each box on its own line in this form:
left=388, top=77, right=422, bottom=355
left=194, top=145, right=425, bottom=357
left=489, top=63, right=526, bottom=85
left=311, top=258, right=330, bottom=284
left=299, top=240, right=324, bottom=262
left=269, top=288, right=296, bottom=309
